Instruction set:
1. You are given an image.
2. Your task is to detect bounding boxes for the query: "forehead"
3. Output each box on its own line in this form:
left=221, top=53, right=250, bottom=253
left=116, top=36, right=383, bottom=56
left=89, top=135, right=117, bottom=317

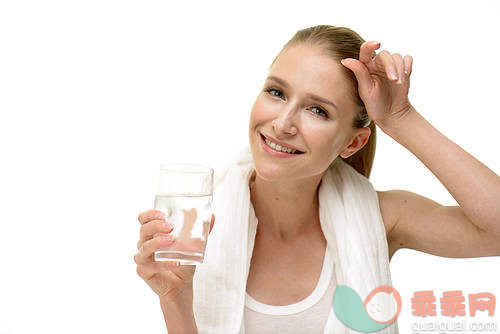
left=269, top=44, right=348, bottom=94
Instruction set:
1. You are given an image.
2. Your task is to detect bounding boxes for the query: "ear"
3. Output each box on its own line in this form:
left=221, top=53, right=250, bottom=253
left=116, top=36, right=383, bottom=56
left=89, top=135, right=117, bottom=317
left=339, top=127, right=371, bottom=159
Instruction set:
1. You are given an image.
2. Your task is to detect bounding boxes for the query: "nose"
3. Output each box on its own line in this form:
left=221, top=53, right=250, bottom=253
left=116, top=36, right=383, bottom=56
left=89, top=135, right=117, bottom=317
left=272, top=106, right=298, bottom=136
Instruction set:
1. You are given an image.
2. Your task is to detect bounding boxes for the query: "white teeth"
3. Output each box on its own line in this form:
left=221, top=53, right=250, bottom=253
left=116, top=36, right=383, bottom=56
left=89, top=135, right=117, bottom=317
left=264, top=137, right=298, bottom=154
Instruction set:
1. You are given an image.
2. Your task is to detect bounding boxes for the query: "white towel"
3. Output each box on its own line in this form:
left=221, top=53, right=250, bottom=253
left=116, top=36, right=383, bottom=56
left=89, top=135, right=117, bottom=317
left=192, top=146, right=399, bottom=333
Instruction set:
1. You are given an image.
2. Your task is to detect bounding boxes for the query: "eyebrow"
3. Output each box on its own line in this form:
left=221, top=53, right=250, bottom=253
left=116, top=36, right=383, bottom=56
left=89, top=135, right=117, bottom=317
left=266, top=75, right=338, bottom=110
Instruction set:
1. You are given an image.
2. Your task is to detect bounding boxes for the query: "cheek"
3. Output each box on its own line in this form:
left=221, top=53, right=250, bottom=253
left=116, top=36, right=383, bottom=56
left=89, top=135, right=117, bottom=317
left=308, top=130, right=345, bottom=162
left=250, top=97, right=272, bottom=125
left=306, top=124, right=343, bottom=149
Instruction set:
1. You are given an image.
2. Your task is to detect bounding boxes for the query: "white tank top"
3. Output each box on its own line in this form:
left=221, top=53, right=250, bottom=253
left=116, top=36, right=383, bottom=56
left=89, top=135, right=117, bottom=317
left=244, top=244, right=336, bottom=333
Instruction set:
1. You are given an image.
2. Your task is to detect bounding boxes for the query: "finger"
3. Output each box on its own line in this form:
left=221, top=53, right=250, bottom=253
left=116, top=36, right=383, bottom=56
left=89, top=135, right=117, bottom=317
left=340, top=58, right=372, bottom=94
left=137, top=219, right=174, bottom=249
left=404, top=55, right=413, bottom=75
left=392, top=53, right=405, bottom=84
left=138, top=209, right=166, bottom=225
left=359, top=40, right=381, bottom=64
left=374, top=50, right=399, bottom=82
left=209, top=214, right=215, bottom=234
left=135, top=234, right=176, bottom=265
left=135, top=235, right=175, bottom=265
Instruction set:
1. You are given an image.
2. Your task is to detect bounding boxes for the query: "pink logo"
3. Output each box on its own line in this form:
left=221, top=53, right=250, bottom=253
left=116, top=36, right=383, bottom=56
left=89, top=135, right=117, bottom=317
left=364, top=285, right=403, bottom=324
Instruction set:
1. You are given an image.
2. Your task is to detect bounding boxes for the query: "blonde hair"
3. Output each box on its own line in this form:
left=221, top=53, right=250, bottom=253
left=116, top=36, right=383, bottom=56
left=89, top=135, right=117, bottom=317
left=270, top=25, right=377, bottom=179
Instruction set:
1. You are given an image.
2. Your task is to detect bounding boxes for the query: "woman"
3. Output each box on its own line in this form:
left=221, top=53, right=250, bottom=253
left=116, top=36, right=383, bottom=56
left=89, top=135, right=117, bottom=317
left=134, top=25, right=500, bottom=333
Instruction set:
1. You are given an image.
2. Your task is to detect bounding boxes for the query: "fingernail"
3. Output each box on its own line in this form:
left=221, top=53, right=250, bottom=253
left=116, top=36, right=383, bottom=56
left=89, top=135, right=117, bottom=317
left=162, top=222, right=173, bottom=229
left=340, top=59, right=346, bottom=65
left=163, top=235, right=173, bottom=242
left=390, top=71, right=398, bottom=80
left=155, top=211, right=166, bottom=219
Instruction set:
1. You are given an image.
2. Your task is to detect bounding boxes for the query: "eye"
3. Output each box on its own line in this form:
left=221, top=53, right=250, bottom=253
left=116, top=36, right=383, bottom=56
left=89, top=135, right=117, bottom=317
left=265, top=88, right=284, bottom=99
left=310, top=106, right=328, bottom=118
left=264, top=87, right=329, bottom=119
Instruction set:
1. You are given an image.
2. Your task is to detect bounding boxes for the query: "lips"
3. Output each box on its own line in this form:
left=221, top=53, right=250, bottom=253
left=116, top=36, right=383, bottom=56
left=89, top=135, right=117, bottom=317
left=260, top=133, right=305, bottom=153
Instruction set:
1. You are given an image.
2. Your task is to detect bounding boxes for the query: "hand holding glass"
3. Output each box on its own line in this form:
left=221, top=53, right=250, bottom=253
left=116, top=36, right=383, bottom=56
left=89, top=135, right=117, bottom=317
left=154, top=163, right=213, bottom=265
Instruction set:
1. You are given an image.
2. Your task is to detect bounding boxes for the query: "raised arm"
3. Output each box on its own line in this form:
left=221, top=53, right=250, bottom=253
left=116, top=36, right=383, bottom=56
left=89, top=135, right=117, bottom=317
left=379, top=108, right=500, bottom=258
left=341, top=41, right=500, bottom=259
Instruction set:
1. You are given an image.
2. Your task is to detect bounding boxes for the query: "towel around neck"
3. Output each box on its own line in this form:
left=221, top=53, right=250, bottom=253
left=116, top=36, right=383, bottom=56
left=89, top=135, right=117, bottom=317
left=192, top=146, right=399, bottom=333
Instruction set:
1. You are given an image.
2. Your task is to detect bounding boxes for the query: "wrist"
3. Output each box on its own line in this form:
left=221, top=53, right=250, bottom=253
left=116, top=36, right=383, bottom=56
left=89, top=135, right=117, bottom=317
left=159, top=285, right=194, bottom=309
left=160, top=297, right=194, bottom=316
left=378, top=104, right=418, bottom=135
left=159, top=288, right=198, bottom=334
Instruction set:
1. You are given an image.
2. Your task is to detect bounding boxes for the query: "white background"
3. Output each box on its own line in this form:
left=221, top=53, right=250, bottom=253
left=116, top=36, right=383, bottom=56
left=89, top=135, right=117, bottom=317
left=1, top=0, right=499, bottom=333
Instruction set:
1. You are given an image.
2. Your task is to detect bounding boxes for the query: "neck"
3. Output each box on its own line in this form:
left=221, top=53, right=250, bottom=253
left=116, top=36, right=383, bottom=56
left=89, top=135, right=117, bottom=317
left=249, top=170, right=325, bottom=243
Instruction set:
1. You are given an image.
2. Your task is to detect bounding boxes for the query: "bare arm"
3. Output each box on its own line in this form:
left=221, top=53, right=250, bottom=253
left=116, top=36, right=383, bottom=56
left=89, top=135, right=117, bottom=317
left=159, top=288, right=198, bottom=334
left=382, top=106, right=500, bottom=233
left=379, top=106, right=500, bottom=258
left=341, top=42, right=500, bottom=258
left=380, top=189, right=500, bottom=258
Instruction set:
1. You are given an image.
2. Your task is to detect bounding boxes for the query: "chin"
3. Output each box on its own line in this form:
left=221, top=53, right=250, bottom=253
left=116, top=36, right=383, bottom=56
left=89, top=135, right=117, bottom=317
left=251, top=158, right=293, bottom=182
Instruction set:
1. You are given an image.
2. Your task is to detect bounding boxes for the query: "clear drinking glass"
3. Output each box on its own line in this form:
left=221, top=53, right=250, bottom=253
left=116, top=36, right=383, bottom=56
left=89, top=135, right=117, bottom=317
left=153, top=163, right=214, bottom=265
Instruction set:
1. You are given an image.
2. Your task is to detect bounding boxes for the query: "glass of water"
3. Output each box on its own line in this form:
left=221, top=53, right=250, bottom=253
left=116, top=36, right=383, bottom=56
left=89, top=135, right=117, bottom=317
left=153, top=163, right=213, bottom=265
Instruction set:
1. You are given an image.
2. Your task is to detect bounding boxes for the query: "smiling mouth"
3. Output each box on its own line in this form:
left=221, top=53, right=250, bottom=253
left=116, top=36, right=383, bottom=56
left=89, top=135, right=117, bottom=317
left=260, top=133, right=305, bottom=154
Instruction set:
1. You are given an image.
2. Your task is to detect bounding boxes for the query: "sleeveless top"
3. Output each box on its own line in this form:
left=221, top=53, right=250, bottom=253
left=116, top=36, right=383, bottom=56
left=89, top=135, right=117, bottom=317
left=244, top=206, right=337, bottom=333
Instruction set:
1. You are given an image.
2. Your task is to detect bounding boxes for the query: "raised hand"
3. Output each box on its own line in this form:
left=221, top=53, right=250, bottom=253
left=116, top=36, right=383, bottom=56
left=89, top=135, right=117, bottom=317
left=340, top=41, right=414, bottom=129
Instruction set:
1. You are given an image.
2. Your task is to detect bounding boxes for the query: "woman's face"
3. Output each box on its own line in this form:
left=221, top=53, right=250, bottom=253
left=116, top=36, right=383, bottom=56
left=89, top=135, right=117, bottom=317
left=248, top=43, right=369, bottom=182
